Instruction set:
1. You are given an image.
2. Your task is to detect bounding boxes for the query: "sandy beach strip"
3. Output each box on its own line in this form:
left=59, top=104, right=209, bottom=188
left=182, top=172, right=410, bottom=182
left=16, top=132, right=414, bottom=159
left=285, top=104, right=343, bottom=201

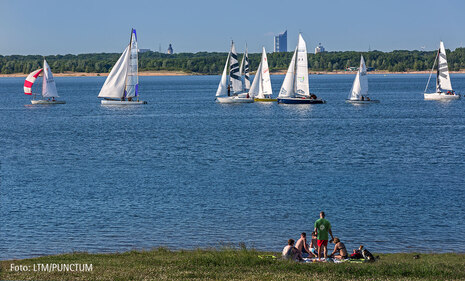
left=1, top=70, right=465, bottom=78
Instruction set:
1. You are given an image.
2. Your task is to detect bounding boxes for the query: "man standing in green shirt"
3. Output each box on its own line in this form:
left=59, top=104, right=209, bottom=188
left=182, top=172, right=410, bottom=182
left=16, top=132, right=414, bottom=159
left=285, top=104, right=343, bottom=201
left=314, top=211, right=334, bottom=260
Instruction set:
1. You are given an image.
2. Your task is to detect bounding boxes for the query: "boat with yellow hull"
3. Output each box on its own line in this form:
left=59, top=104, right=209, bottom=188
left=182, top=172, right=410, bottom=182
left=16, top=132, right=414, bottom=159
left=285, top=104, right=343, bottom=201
left=254, top=98, right=277, bottom=102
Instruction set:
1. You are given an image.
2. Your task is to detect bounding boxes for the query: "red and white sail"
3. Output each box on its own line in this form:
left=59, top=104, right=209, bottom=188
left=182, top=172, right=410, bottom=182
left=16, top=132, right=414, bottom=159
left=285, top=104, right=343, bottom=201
left=24, top=68, right=43, bottom=95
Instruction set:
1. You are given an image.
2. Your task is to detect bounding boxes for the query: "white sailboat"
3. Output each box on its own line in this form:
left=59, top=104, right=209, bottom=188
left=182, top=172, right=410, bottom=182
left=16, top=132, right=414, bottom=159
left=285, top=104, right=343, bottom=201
left=98, top=28, right=146, bottom=105
left=249, top=47, right=276, bottom=102
left=424, top=41, right=460, bottom=100
left=24, top=59, right=65, bottom=104
left=216, top=41, right=253, bottom=103
left=346, top=55, right=379, bottom=104
left=277, top=34, right=325, bottom=104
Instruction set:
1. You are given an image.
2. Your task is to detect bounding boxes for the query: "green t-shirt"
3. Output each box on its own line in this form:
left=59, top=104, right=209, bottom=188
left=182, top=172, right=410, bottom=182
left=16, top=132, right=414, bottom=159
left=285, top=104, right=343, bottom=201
left=314, top=218, right=331, bottom=240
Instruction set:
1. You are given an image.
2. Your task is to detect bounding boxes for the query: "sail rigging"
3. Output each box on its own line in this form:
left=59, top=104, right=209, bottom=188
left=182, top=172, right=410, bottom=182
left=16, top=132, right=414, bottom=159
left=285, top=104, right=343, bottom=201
left=229, top=42, right=242, bottom=94
left=295, top=34, right=309, bottom=97
left=24, top=68, right=43, bottom=95
left=250, top=47, right=272, bottom=98
left=436, top=41, right=452, bottom=92
left=349, top=56, right=368, bottom=100
left=239, top=46, right=251, bottom=92
left=216, top=52, right=231, bottom=97
left=42, top=59, right=59, bottom=98
left=23, top=59, right=58, bottom=98
left=98, top=30, right=135, bottom=99
left=125, top=29, right=139, bottom=98
left=278, top=47, right=297, bottom=98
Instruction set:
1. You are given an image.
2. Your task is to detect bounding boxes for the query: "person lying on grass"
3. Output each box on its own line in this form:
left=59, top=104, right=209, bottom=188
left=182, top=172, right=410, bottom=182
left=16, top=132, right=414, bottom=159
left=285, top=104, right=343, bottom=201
left=282, top=239, right=303, bottom=261
left=329, top=237, right=348, bottom=260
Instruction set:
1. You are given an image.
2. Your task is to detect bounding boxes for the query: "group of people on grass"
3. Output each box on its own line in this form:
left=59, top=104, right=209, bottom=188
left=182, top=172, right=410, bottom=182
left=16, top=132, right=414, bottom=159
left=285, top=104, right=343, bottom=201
left=282, top=211, right=348, bottom=261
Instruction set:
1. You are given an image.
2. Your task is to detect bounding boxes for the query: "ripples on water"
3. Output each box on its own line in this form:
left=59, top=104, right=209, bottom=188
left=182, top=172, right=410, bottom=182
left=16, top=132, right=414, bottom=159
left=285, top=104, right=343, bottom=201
left=1, top=74, right=464, bottom=259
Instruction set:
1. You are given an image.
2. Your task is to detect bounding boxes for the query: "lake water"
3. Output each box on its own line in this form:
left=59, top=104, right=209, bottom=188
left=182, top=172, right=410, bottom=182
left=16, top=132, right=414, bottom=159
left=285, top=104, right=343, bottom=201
left=1, top=74, right=464, bottom=260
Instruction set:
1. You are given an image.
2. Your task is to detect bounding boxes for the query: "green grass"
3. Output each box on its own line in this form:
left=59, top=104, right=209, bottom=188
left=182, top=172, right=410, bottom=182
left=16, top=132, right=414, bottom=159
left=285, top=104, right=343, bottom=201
left=1, top=248, right=464, bottom=280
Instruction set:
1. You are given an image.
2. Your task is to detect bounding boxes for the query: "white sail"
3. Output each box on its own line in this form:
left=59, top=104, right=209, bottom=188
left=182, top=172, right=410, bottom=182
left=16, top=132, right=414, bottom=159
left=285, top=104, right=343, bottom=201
left=278, top=47, right=297, bottom=97
left=259, top=47, right=273, bottom=98
left=359, top=55, right=368, bottom=96
left=216, top=52, right=230, bottom=97
left=349, top=55, right=368, bottom=100
left=295, top=34, right=309, bottom=97
left=125, top=29, right=139, bottom=98
left=349, top=71, right=361, bottom=100
left=98, top=45, right=131, bottom=99
left=42, top=59, right=59, bottom=98
left=241, top=47, right=251, bottom=91
left=437, top=41, right=452, bottom=92
left=229, top=42, right=242, bottom=94
left=248, top=60, right=261, bottom=97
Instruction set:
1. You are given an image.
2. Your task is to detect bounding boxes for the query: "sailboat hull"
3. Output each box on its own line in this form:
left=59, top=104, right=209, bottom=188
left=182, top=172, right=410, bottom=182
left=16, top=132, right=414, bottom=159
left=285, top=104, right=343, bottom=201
left=254, top=98, right=277, bottom=102
left=101, top=100, right=147, bottom=105
left=31, top=100, right=66, bottom=104
left=346, top=99, right=380, bottom=104
left=424, top=93, right=460, bottom=100
left=277, top=97, right=325, bottom=104
left=216, top=96, right=254, bottom=103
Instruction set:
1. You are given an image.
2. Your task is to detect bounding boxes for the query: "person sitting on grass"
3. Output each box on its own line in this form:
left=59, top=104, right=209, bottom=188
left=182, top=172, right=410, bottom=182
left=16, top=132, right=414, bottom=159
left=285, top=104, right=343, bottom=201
left=329, top=237, right=348, bottom=260
left=295, top=232, right=312, bottom=258
left=282, top=239, right=303, bottom=261
left=309, top=231, right=318, bottom=257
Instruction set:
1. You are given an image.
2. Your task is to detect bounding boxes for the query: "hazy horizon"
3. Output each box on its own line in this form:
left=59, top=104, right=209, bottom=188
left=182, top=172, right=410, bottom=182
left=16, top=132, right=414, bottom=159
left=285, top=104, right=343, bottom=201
left=1, top=0, right=464, bottom=56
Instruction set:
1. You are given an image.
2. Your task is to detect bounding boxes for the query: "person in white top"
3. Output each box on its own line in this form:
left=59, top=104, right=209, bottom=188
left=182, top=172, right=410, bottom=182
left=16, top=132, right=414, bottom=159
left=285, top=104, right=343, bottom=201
left=282, top=239, right=303, bottom=261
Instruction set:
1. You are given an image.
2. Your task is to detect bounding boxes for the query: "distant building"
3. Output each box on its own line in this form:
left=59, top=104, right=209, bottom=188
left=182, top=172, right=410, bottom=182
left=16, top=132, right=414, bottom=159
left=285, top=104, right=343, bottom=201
left=315, top=43, right=326, bottom=54
left=167, top=44, right=173, bottom=55
left=139, top=49, right=151, bottom=53
left=346, top=67, right=358, bottom=71
left=274, top=30, right=287, bottom=52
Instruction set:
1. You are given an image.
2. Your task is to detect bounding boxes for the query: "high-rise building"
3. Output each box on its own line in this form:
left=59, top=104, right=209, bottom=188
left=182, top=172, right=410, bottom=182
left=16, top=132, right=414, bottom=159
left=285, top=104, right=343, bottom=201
left=167, top=44, right=173, bottom=55
left=274, top=30, right=287, bottom=52
left=315, top=43, right=326, bottom=54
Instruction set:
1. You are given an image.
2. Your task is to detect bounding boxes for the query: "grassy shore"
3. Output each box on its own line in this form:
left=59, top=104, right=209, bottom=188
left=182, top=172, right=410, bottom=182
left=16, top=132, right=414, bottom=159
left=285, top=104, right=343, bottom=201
left=1, top=248, right=464, bottom=280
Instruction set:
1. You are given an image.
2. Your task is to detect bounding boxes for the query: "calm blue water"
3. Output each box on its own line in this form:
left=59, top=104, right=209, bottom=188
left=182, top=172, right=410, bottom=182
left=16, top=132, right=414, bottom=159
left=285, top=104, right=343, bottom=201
left=1, top=74, right=465, bottom=260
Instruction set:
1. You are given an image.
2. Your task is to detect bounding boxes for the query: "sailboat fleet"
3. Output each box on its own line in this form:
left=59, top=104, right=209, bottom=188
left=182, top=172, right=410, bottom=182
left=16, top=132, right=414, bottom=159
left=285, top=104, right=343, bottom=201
left=20, top=30, right=461, bottom=106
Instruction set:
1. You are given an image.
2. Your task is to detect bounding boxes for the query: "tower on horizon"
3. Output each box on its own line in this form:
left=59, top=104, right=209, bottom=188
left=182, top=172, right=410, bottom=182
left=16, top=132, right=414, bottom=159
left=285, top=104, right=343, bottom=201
left=315, top=43, right=325, bottom=54
left=274, top=30, right=287, bottom=53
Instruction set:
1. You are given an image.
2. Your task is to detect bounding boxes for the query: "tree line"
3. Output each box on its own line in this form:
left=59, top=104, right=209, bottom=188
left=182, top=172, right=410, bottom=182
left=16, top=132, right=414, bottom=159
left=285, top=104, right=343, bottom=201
left=1, top=48, right=465, bottom=75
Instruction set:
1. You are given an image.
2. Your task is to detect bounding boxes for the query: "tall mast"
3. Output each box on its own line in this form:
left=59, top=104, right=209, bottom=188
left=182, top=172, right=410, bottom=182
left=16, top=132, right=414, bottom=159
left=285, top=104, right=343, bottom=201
left=293, top=37, right=299, bottom=95
left=424, top=47, right=439, bottom=93
left=436, top=47, right=440, bottom=92
left=229, top=40, right=233, bottom=87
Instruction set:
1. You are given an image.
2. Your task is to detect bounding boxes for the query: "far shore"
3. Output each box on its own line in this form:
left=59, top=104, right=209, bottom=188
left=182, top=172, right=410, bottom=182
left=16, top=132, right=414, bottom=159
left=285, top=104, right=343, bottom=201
left=2, top=70, right=465, bottom=78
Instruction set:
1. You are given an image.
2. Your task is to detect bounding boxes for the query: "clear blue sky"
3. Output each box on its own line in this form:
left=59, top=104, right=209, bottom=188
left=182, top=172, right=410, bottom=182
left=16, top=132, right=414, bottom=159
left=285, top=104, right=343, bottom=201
left=1, top=0, right=464, bottom=55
